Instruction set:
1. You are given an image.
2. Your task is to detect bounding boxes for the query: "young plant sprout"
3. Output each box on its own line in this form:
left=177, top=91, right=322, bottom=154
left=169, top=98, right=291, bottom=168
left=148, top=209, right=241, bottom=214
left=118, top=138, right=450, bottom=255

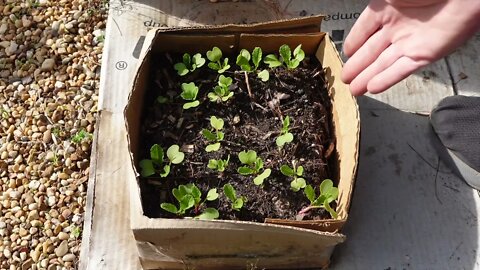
left=71, top=129, right=93, bottom=144
left=264, top=44, right=305, bottom=70
left=180, top=82, right=200, bottom=109
left=235, top=47, right=269, bottom=82
left=161, top=183, right=219, bottom=220
left=280, top=161, right=306, bottom=192
left=202, top=116, right=224, bottom=152
left=174, top=53, right=206, bottom=76
left=208, top=75, right=234, bottom=102
left=237, top=150, right=271, bottom=186
left=208, top=155, right=230, bottom=172
left=223, top=183, right=245, bottom=211
left=139, top=144, right=185, bottom=178
left=276, top=116, right=294, bottom=147
left=206, top=46, right=230, bottom=73
left=298, top=179, right=339, bottom=219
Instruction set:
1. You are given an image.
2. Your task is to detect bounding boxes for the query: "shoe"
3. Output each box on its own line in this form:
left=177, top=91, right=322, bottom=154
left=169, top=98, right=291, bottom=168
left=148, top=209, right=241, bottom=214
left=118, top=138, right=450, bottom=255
left=430, top=95, right=480, bottom=190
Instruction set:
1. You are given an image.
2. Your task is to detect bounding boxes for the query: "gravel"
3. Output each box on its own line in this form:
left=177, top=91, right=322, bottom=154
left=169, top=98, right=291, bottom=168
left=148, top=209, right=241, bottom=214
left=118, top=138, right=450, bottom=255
left=0, top=0, right=107, bottom=269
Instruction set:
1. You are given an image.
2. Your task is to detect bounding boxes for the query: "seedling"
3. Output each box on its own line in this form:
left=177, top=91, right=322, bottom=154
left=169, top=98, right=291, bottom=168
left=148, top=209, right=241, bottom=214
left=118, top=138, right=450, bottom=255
left=161, top=183, right=219, bottom=219
left=208, top=75, right=234, bottom=102
left=237, top=150, right=271, bottom=186
left=71, top=129, right=93, bottom=144
left=223, top=183, right=245, bottom=211
left=280, top=161, right=306, bottom=192
left=206, top=47, right=230, bottom=73
left=264, top=44, right=305, bottom=70
left=174, top=53, right=206, bottom=76
left=202, top=116, right=224, bottom=152
left=236, top=47, right=270, bottom=82
left=139, top=144, right=185, bottom=177
left=276, top=116, right=294, bottom=147
left=298, top=179, right=339, bottom=219
left=208, top=155, right=230, bottom=172
left=180, top=82, right=200, bottom=109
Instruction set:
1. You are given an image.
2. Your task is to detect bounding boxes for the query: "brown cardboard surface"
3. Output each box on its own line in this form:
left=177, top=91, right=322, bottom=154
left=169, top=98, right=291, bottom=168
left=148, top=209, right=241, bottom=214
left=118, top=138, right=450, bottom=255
left=124, top=16, right=359, bottom=269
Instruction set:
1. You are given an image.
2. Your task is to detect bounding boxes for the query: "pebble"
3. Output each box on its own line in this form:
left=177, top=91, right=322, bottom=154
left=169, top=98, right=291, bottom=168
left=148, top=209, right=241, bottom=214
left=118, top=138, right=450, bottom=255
left=62, top=253, right=75, bottom=262
left=55, top=241, right=68, bottom=257
left=40, top=58, right=56, bottom=71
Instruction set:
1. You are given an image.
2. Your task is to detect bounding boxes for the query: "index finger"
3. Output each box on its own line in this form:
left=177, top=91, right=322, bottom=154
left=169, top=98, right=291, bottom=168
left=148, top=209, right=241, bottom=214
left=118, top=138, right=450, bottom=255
left=343, top=6, right=382, bottom=57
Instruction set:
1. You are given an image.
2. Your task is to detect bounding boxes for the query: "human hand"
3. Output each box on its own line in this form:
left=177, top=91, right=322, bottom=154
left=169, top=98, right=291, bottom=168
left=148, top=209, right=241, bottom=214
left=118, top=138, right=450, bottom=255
left=341, top=0, right=480, bottom=96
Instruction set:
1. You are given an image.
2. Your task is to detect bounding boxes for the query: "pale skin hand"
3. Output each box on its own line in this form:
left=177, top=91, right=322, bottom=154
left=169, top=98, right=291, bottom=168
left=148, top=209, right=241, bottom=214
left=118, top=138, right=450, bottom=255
left=342, top=0, right=480, bottom=96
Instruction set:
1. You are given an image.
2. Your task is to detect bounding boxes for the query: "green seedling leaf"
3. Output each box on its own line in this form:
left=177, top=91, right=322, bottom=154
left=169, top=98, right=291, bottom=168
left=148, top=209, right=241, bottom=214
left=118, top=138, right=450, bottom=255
left=223, top=183, right=236, bottom=202
left=183, top=100, right=200, bottom=109
left=207, top=159, right=218, bottom=169
left=291, top=177, right=306, bottom=192
left=219, top=75, right=233, bottom=87
left=206, top=188, right=219, bottom=201
left=208, top=62, right=220, bottom=70
left=189, top=184, right=202, bottom=204
left=139, top=159, right=155, bottom=177
left=174, top=63, right=188, bottom=76
left=254, top=168, right=271, bottom=186
left=280, top=165, right=295, bottom=177
left=207, top=47, right=222, bottom=62
left=160, top=164, right=170, bottom=177
left=207, top=92, right=220, bottom=102
left=218, top=58, right=230, bottom=73
left=183, top=53, right=191, bottom=66
left=173, top=187, right=185, bottom=202
left=320, top=179, right=334, bottom=194
left=236, top=49, right=251, bottom=68
left=192, top=53, right=206, bottom=68
left=202, top=129, right=217, bottom=141
left=179, top=195, right=195, bottom=212
left=276, top=133, right=294, bottom=147
left=237, top=166, right=255, bottom=175
left=324, top=201, right=338, bottom=219
left=180, top=82, right=199, bottom=101
left=156, top=95, right=169, bottom=104
left=304, top=185, right=315, bottom=203
left=217, top=131, right=224, bottom=141
left=293, top=44, right=305, bottom=62
left=160, top=203, right=178, bottom=214
left=282, top=116, right=290, bottom=132
left=232, top=197, right=244, bottom=211
left=167, top=145, right=185, bottom=164
left=238, top=150, right=257, bottom=165
left=279, top=44, right=291, bottom=64
left=206, top=142, right=221, bottom=152
left=196, top=208, right=219, bottom=220
left=296, top=165, right=304, bottom=176
left=264, top=54, right=283, bottom=68
left=257, top=69, right=269, bottom=82
left=254, top=158, right=264, bottom=171
left=252, top=47, right=262, bottom=69
left=210, top=116, right=224, bottom=130
left=150, top=144, right=164, bottom=164
left=221, top=92, right=234, bottom=101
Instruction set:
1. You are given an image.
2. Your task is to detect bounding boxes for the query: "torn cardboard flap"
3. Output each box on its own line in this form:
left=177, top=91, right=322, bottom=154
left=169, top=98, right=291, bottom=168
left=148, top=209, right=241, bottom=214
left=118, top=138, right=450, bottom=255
left=124, top=15, right=359, bottom=269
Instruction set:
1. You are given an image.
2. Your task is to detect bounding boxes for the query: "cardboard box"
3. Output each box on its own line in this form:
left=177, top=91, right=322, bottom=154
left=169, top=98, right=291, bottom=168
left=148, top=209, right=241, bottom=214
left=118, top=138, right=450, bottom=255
left=124, top=15, right=360, bottom=270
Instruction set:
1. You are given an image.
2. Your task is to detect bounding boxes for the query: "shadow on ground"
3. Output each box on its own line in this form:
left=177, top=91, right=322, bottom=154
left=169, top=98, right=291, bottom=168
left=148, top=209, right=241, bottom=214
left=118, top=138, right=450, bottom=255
left=330, top=96, right=479, bottom=270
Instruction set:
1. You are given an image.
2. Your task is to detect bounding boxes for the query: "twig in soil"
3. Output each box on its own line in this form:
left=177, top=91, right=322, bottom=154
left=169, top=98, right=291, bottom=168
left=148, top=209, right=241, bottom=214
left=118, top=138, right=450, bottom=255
left=252, top=102, right=269, bottom=112
left=244, top=71, right=253, bottom=99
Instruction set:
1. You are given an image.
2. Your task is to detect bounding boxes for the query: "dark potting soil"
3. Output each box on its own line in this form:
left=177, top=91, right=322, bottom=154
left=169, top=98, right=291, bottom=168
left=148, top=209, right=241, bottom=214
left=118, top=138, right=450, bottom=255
left=139, top=52, right=336, bottom=222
